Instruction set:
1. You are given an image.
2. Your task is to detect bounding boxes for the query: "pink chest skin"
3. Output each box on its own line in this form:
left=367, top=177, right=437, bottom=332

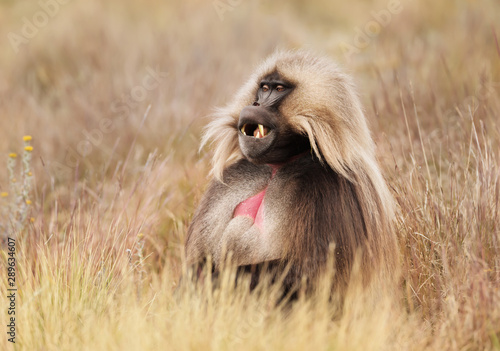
left=232, top=165, right=280, bottom=231
left=233, top=189, right=267, bottom=230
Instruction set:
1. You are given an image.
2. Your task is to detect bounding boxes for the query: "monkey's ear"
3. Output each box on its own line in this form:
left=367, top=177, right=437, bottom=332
left=200, top=109, right=242, bottom=180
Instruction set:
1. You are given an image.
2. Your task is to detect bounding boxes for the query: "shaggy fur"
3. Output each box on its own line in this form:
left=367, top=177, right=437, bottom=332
left=186, top=50, right=397, bottom=294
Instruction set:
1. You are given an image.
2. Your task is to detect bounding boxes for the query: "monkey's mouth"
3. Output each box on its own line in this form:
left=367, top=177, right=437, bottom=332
left=240, top=123, right=271, bottom=139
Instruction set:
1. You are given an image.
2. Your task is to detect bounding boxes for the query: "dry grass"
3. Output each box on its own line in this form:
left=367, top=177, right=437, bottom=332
left=1, top=0, right=499, bottom=350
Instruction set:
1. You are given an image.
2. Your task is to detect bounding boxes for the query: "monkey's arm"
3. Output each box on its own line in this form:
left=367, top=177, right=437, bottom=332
left=185, top=179, right=230, bottom=265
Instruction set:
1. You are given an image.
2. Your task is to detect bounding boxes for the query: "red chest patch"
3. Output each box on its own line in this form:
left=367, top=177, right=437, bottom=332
left=231, top=154, right=307, bottom=231
left=233, top=188, right=267, bottom=231
left=232, top=165, right=281, bottom=231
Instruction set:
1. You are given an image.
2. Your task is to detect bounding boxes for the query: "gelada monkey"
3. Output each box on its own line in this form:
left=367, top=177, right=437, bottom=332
left=185, top=50, right=397, bottom=297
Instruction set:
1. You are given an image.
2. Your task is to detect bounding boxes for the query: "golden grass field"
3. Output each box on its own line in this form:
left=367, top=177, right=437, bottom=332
left=1, top=0, right=500, bottom=349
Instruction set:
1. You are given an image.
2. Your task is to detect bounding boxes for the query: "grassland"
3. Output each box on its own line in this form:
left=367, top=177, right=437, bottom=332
left=1, top=0, right=499, bottom=350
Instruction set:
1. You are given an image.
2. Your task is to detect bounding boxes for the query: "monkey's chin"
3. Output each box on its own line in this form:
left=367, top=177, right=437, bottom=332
left=238, top=133, right=277, bottom=164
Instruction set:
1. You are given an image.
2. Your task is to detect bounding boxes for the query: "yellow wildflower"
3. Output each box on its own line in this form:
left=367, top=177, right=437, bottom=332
left=138, top=233, right=144, bottom=238
left=30, top=217, right=35, bottom=223
left=25, top=146, right=33, bottom=152
left=26, top=199, right=32, bottom=205
left=9, top=153, right=17, bottom=158
left=12, top=178, right=16, bottom=183
left=28, top=172, right=32, bottom=176
left=23, top=135, right=32, bottom=141
left=0, top=192, right=8, bottom=197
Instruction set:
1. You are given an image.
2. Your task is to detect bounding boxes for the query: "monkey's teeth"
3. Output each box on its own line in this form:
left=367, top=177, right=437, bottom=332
left=258, top=124, right=265, bottom=137
left=253, top=126, right=262, bottom=138
left=252, top=124, right=268, bottom=138
left=243, top=124, right=268, bottom=138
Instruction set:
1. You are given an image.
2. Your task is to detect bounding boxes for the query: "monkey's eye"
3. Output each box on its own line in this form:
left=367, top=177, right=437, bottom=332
left=276, top=85, right=285, bottom=92
left=261, top=85, right=270, bottom=92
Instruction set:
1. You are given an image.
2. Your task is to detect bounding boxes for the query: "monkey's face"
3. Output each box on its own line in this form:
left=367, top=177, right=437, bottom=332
left=237, top=72, right=310, bottom=164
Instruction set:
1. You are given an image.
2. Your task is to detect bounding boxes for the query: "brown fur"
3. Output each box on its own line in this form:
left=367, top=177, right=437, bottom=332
left=185, top=50, right=397, bottom=295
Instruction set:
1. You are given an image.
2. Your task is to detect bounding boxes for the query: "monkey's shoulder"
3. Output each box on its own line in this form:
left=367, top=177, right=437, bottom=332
left=275, top=155, right=340, bottom=185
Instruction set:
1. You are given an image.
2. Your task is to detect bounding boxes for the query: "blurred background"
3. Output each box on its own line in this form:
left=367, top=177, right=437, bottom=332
left=1, top=0, right=498, bottom=180
left=1, top=1, right=500, bottom=350
left=1, top=0, right=499, bottom=260
left=1, top=0, right=499, bottom=266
